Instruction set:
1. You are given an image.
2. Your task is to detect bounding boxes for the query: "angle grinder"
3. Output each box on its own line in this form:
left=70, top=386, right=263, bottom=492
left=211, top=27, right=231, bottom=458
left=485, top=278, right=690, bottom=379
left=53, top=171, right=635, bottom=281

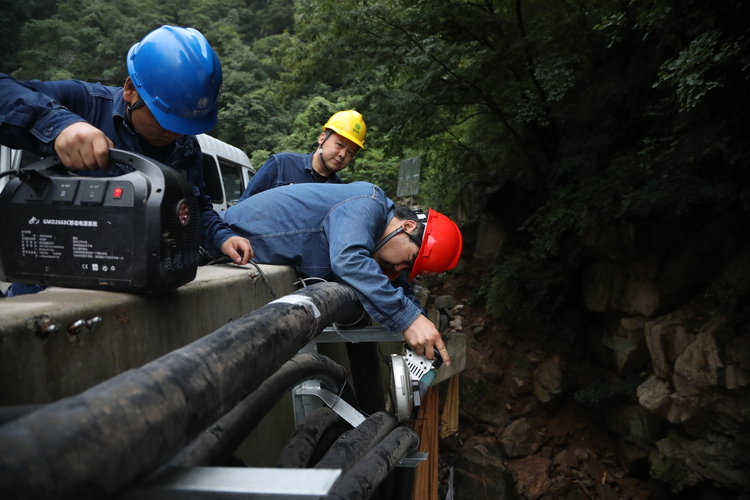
left=390, top=345, right=444, bottom=422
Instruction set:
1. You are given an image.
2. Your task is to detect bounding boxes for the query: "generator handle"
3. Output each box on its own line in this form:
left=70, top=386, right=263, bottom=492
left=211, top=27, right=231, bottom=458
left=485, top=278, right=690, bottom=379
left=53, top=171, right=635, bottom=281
left=107, top=149, right=166, bottom=192
left=17, top=149, right=167, bottom=191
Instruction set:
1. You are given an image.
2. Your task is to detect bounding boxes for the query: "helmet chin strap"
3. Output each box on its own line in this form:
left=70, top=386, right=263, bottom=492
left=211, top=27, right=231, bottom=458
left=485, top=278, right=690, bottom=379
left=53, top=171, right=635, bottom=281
left=316, top=130, right=339, bottom=175
left=373, top=225, right=423, bottom=254
left=374, top=227, right=405, bottom=281
left=374, top=227, right=405, bottom=254
left=317, top=148, right=338, bottom=175
left=125, top=98, right=147, bottom=133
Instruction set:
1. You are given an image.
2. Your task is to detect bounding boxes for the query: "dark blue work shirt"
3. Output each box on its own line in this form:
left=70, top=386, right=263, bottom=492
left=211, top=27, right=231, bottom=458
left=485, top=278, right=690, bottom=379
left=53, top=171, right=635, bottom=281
left=238, top=152, right=343, bottom=202
left=0, top=74, right=236, bottom=257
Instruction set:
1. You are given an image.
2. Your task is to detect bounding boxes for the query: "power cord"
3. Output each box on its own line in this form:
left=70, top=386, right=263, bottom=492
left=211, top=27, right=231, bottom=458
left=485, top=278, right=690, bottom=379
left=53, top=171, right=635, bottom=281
left=0, top=169, right=19, bottom=180
left=202, top=253, right=277, bottom=300
left=295, top=276, right=370, bottom=342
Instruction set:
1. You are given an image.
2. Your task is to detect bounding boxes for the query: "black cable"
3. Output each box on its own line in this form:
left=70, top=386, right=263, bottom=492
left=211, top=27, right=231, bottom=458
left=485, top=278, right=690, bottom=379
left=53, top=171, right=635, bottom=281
left=168, top=352, right=358, bottom=468
left=0, top=283, right=367, bottom=499
left=313, top=411, right=398, bottom=473
left=276, top=407, right=344, bottom=468
left=247, top=261, right=277, bottom=299
left=0, top=169, right=19, bottom=180
left=320, top=425, right=420, bottom=500
left=203, top=255, right=277, bottom=300
left=296, top=277, right=369, bottom=330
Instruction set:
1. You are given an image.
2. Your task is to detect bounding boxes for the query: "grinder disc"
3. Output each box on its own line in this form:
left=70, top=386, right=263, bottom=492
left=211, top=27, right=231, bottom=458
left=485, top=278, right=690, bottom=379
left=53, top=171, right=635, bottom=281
left=389, top=354, right=414, bottom=423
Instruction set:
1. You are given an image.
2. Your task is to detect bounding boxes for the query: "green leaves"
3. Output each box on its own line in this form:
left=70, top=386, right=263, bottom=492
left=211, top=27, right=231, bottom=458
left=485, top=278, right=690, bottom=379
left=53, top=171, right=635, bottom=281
left=6, top=0, right=750, bottom=328
left=655, top=29, right=741, bottom=111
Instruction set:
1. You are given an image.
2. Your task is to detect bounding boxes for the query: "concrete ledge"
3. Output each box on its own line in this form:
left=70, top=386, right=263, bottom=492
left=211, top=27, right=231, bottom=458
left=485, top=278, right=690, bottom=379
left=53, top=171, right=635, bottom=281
left=433, top=331, right=467, bottom=385
left=0, top=264, right=298, bottom=405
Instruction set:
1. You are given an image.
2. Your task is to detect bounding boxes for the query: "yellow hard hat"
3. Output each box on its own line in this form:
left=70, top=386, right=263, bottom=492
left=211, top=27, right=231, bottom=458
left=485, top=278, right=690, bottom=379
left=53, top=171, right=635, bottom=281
left=322, top=110, right=367, bottom=149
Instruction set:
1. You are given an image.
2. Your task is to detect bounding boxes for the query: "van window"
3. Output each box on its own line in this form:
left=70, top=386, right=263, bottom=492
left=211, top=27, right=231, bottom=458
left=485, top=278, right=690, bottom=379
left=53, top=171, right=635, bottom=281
left=219, top=158, right=249, bottom=207
left=201, top=154, right=224, bottom=204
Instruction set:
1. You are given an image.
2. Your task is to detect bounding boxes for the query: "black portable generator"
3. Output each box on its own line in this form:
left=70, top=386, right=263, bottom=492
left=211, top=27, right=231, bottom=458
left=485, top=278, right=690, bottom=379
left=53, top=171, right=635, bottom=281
left=0, top=149, right=200, bottom=293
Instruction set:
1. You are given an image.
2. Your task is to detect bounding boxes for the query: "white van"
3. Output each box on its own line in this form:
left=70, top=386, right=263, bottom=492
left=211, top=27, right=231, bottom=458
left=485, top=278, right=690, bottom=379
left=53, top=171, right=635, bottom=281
left=0, top=147, right=41, bottom=191
left=0, top=134, right=255, bottom=212
left=196, top=134, right=255, bottom=212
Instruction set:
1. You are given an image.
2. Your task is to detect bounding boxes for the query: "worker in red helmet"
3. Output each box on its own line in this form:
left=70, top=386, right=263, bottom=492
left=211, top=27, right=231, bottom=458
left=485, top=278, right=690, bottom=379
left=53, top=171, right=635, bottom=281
left=222, top=181, right=463, bottom=363
left=373, top=208, right=462, bottom=282
left=238, top=110, right=367, bottom=202
left=0, top=26, right=253, bottom=296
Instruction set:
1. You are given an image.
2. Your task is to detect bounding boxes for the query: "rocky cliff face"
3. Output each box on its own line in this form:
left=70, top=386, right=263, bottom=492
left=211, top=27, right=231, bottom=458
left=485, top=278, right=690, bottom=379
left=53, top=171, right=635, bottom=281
left=435, top=187, right=750, bottom=498
left=581, top=213, right=750, bottom=495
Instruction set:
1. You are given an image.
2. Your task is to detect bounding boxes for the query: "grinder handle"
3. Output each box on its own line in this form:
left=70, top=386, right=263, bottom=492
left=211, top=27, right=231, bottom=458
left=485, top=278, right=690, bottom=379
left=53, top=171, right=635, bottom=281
left=402, top=342, right=444, bottom=369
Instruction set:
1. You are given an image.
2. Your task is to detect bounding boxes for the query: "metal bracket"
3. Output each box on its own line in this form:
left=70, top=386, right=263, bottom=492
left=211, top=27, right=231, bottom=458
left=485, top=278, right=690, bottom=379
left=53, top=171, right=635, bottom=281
left=292, top=385, right=425, bottom=468
left=293, top=386, right=366, bottom=427
left=397, top=451, right=428, bottom=468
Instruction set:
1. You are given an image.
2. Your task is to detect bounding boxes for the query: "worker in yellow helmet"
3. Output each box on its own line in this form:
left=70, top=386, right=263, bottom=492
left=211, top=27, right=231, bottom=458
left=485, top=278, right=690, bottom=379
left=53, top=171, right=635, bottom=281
left=238, top=110, right=366, bottom=201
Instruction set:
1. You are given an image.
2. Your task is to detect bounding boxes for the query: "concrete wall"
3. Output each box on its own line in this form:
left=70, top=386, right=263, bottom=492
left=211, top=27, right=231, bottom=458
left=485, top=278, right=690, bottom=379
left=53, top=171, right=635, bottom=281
left=0, top=263, right=298, bottom=406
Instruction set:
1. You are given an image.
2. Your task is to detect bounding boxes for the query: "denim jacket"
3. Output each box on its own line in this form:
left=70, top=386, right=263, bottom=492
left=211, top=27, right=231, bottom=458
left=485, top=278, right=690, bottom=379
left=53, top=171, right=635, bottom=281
left=238, top=152, right=343, bottom=202
left=0, top=74, right=235, bottom=256
left=222, top=182, right=423, bottom=334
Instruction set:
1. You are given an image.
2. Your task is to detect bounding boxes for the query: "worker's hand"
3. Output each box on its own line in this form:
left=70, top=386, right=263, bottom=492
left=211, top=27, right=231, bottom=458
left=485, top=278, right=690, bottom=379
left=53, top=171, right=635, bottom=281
left=221, top=236, right=254, bottom=265
left=54, top=122, right=114, bottom=170
left=403, top=314, right=451, bottom=367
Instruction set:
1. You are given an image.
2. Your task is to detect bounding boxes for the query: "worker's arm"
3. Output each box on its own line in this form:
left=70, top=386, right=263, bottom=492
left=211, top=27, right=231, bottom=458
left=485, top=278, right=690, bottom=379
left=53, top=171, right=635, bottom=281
left=0, top=75, right=106, bottom=166
left=325, top=193, right=428, bottom=337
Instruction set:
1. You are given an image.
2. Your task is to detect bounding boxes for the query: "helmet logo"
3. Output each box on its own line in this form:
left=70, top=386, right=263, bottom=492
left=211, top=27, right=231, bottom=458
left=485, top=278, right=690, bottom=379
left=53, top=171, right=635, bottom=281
left=353, top=123, right=361, bottom=135
left=192, top=96, right=210, bottom=117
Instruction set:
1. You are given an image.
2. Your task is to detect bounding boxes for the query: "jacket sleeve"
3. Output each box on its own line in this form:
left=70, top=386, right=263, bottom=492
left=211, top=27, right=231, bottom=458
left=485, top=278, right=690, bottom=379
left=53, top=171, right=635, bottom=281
left=324, top=197, right=423, bottom=335
left=391, top=272, right=427, bottom=315
left=237, top=155, right=279, bottom=201
left=197, top=185, right=237, bottom=256
left=175, top=143, right=238, bottom=257
left=0, top=75, right=87, bottom=154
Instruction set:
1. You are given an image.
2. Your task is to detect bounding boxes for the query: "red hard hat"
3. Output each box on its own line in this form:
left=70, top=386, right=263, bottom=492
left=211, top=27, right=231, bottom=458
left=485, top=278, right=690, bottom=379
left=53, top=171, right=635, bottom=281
left=409, top=209, right=463, bottom=281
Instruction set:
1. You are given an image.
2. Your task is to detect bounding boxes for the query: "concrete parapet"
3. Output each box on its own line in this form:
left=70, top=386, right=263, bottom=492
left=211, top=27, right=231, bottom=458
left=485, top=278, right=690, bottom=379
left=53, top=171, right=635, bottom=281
left=0, top=264, right=298, bottom=405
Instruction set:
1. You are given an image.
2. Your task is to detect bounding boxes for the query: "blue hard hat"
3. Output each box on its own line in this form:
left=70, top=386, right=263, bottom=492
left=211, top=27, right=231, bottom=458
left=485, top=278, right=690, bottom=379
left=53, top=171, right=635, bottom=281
left=127, top=26, right=222, bottom=135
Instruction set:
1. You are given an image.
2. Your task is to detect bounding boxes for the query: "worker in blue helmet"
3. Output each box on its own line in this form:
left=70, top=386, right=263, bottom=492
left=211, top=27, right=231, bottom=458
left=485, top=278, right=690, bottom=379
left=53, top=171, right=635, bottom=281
left=125, top=26, right=223, bottom=136
left=0, top=26, right=253, bottom=296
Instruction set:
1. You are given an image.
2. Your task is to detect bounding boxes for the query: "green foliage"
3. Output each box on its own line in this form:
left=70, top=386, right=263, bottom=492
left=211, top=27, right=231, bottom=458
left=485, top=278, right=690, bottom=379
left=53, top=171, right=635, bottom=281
left=483, top=251, right=566, bottom=324
left=250, top=149, right=271, bottom=170
left=650, top=434, right=689, bottom=494
left=573, top=376, right=644, bottom=405
left=5, top=0, right=750, bottom=331
left=654, top=29, right=741, bottom=111
left=339, top=145, right=400, bottom=198
left=0, top=0, right=58, bottom=74
left=282, top=0, right=750, bottom=325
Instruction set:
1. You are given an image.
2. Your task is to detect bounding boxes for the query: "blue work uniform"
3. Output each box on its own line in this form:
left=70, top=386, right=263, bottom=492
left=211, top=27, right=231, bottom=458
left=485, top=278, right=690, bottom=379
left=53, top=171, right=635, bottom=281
left=0, top=74, right=238, bottom=296
left=222, top=182, right=423, bottom=335
left=237, top=152, right=342, bottom=202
